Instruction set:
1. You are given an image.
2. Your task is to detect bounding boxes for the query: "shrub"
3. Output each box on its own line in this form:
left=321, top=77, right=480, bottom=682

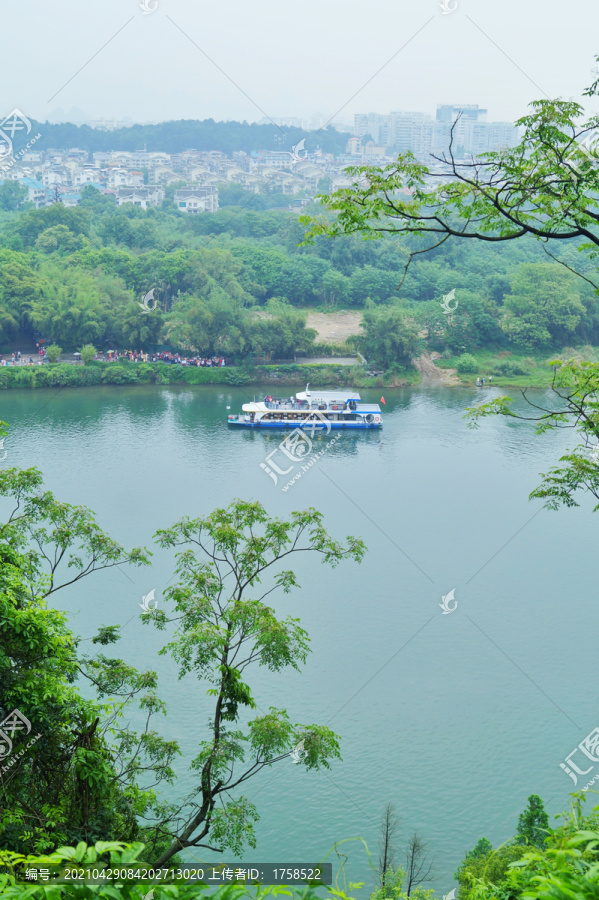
left=45, top=344, right=62, bottom=363
left=492, top=360, right=530, bottom=376
left=79, top=344, right=97, bottom=365
left=456, top=353, right=478, bottom=373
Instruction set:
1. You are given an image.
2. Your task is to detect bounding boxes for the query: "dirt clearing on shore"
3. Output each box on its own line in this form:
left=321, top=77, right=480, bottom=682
left=414, top=352, right=460, bottom=385
left=306, top=311, right=363, bottom=344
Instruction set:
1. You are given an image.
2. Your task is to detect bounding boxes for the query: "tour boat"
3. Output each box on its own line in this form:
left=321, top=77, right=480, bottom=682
left=227, top=386, right=383, bottom=429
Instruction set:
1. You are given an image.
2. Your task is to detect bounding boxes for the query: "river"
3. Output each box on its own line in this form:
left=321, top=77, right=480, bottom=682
left=1, top=383, right=597, bottom=895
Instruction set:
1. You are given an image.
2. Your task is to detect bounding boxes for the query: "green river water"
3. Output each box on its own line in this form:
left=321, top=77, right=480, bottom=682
left=1, top=383, right=596, bottom=894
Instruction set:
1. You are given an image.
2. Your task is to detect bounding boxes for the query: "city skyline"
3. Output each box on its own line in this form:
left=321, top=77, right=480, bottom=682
left=47, top=98, right=518, bottom=132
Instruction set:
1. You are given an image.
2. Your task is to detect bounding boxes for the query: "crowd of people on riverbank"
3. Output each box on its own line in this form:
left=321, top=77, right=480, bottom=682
left=1, top=349, right=46, bottom=366
left=1, top=348, right=228, bottom=367
left=148, top=352, right=227, bottom=367
left=105, top=350, right=227, bottom=366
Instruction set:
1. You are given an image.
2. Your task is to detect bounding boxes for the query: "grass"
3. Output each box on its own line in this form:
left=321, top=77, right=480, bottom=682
left=434, top=349, right=580, bottom=388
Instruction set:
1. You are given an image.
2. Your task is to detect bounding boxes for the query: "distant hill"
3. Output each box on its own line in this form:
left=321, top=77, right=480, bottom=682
left=29, top=118, right=351, bottom=156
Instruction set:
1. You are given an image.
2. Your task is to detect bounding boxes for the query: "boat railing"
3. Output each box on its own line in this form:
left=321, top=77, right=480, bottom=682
left=263, top=400, right=353, bottom=412
left=264, top=400, right=310, bottom=410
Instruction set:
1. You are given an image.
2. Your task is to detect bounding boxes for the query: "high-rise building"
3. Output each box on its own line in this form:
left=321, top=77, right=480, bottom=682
left=353, top=105, right=518, bottom=157
left=390, top=111, right=434, bottom=154
left=353, top=113, right=392, bottom=146
left=436, top=104, right=487, bottom=123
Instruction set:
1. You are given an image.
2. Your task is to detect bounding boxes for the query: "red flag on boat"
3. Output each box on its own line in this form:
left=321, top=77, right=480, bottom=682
left=380, top=396, right=386, bottom=405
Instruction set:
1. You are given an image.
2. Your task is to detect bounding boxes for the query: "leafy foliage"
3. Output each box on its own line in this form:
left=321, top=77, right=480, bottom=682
left=147, top=499, right=365, bottom=865
left=516, top=794, right=550, bottom=848
left=468, top=358, right=599, bottom=510
left=456, top=353, right=478, bottom=373
left=0, top=428, right=365, bottom=862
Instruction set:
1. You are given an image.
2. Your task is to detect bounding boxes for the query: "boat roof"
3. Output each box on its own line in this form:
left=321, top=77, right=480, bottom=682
left=295, top=389, right=361, bottom=401
left=242, top=402, right=269, bottom=412
left=240, top=401, right=381, bottom=413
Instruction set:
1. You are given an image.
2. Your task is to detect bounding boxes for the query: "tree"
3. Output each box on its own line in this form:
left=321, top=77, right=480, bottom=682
left=303, top=59, right=599, bottom=497
left=272, top=256, right=328, bottom=306
left=466, top=836, right=493, bottom=860
left=303, top=65, right=599, bottom=298
left=13, top=205, right=90, bottom=248
left=78, top=184, right=116, bottom=212
left=456, top=353, right=478, bottom=373
left=357, top=307, right=419, bottom=369
left=217, top=182, right=268, bottom=210
left=0, top=426, right=366, bottom=861
left=79, top=343, right=97, bottom=365
left=0, top=307, right=18, bottom=344
left=0, top=437, right=174, bottom=855
left=0, top=181, right=27, bottom=212
left=454, top=842, right=525, bottom=900
left=0, top=255, right=45, bottom=329
left=163, top=294, right=246, bottom=355
left=349, top=266, right=400, bottom=306
left=377, top=803, right=400, bottom=888
left=370, top=867, right=406, bottom=900
left=516, top=794, right=549, bottom=848
left=469, top=359, right=599, bottom=511
left=404, top=833, right=434, bottom=896
left=319, top=269, right=351, bottom=309
left=437, top=292, right=504, bottom=354
left=35, top=224, right=86, bottom=254
left=245, top=304, right=317, bottom=359
left=45, top=343, right=61, bottom=362
left=502, top=264, right=586, bottom=349
left=145, top=500, right=365, bottom=865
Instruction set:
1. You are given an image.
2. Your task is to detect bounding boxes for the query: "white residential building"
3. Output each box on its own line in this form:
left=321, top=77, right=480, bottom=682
left=107, top=168, right=144, bottom=188
left=42, top=166, right=70, bottom=187
left=116, top=185, right=164, bottom=209
left=174, top=185, right=219, bottom=213
left=72, top=165, right=107, bottom=186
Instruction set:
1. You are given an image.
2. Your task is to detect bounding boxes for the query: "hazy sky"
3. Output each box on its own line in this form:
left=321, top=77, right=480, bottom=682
left=2, top=0, right=598, bottom=128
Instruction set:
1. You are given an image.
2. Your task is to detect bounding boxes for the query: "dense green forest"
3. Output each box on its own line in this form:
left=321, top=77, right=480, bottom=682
left=25, top=118, right=351, bottom=156
left=0, top=183, right=598, bottom=369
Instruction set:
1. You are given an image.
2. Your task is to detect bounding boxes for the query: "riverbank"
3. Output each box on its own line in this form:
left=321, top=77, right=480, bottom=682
left=435, top=347, right=599, bottom=389
left=0, top=360, right=419, bottom=391
left=0, top=349, right=589, bottom=392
